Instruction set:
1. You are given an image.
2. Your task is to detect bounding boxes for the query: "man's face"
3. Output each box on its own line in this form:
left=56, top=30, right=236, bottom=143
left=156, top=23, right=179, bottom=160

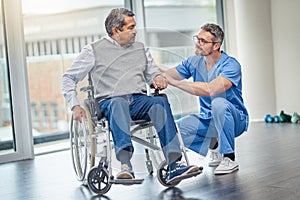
left=194, top=29, right=216, bottom=56
left=117, top=16, right=137, bottom=46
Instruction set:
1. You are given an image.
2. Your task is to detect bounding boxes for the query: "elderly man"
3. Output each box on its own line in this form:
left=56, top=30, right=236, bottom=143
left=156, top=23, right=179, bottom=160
left=62, top=8, right=199, bottom=183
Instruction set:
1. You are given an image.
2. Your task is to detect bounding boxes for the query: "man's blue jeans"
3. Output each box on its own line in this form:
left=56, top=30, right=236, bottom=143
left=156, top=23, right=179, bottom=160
left=99, top=94, right=181, bottom=165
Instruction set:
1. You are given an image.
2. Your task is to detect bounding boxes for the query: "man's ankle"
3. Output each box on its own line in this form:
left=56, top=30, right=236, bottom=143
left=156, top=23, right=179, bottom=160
left=224, top=153, right=235, bottom=161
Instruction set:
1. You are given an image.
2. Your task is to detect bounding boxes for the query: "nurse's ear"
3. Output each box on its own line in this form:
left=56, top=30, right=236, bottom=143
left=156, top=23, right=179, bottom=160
left=213, top=42, right=221, bottom=51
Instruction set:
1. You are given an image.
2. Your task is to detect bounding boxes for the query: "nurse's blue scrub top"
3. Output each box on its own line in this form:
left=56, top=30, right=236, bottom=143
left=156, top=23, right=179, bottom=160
left=176, top=51, right=249, bottom=130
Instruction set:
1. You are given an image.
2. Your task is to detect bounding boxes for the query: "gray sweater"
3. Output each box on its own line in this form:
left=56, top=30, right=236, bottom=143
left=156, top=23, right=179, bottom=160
left=62, top=37, right=160, bottom=109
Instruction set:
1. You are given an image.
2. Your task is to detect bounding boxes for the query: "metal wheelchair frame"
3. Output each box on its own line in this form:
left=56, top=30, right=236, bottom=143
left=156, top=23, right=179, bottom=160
left=69, top=74, right=202, bottom=195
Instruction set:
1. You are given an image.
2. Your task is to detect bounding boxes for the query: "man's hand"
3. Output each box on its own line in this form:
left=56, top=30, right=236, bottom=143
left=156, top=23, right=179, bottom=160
left=72, top=105, right=87, bottom=122
left=153, top=74, right=168, bottom=90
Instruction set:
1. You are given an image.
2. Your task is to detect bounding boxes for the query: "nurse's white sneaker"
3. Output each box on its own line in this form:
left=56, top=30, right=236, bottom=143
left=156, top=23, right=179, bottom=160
left=214, top=157, right=239, bottom=175
left=208, top=148, right=222, bottom=167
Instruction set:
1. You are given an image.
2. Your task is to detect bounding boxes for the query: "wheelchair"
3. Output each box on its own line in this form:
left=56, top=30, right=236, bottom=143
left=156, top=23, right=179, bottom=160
left=69, top=74, right=202, bottom=195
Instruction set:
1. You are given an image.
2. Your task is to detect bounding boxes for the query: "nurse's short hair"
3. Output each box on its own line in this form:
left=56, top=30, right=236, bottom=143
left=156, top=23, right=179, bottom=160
left=201, top=23, right=224, bottom=45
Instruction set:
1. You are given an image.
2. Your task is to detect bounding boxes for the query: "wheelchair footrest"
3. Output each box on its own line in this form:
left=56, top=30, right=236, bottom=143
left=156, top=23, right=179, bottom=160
left=166, top=167, right=203, bottom=185
left=111, top=178, right=144, bottom=185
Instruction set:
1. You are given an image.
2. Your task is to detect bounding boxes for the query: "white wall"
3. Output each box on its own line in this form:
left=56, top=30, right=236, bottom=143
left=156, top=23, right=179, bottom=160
left=271, top=0, right=300, bottom=115
left=224, top=0, right=300, bottom=120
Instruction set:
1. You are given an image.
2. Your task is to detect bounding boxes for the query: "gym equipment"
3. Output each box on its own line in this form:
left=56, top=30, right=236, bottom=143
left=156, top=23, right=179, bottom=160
left=291, top=112, right=300, bottom=123
left=279, top=110, right=292, bottom=123
left=273, top=115, right=280, bottom=123
left=264, top=111, right=293, bottom=123
left=264, top=114, right=273, bottom=123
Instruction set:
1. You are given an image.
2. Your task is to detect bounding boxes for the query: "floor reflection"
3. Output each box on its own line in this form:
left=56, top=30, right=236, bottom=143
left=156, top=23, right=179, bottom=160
left=159, top=187, right=202, bottom=200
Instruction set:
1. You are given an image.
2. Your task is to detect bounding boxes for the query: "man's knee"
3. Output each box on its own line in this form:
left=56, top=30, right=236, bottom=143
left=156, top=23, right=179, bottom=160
left=107, top=97, right=131, bottom=119
left=211, top=97, right=231, bottom=115
left=148, top=96, right=172, bottom=123
left=152, top=96, right=169, bottom=106
left=150, top=96, right=172, bottom=116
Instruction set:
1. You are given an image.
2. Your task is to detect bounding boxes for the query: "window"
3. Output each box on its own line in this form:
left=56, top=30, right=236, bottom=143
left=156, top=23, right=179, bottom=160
left=41, top=102, right=48, bottom=128
left=0, top=0, right=14, bottom=155
left=20, top=0, right=222, bottom=154
left=31, top=102, right=39, bottom=128
left=143, top=0, right=218, bottom=118
left=22, top=0, right=124, bottom=153
left=50, top=102, right=58, bottom=128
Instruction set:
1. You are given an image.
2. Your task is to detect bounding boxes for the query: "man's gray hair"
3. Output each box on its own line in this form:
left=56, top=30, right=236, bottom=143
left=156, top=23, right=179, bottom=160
left=105, top=8, right=135, bottom=36
left=201, top=23, right=224, bottom=45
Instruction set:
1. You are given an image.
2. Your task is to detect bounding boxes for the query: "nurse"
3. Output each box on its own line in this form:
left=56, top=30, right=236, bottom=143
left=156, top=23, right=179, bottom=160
left=162, top=23, right=249, bottom=175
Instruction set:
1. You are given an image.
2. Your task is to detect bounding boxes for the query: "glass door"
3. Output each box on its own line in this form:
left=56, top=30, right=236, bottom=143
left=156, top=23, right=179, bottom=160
left=0, top=0, right=33, bottom=163
left=142, top=0, right=219, bottom=119
left=0, top=0, right=14, bottom=155
left=21, top=0, right=124, bottom=155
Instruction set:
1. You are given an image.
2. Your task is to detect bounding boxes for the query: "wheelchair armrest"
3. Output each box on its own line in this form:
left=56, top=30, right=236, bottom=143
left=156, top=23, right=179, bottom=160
left=153, top=92, right=168, bottom=99
left=93, top=98, right=103, bottom=121
left=80, top=85, right=93, bottom=92
left=149, top=84, right=168, bottom=99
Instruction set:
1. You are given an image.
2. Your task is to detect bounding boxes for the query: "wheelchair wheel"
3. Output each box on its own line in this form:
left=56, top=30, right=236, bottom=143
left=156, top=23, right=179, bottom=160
left=70, top=105, right=96, bottom=182
left=87, top=166, right=112, bottom=195
left=157, top=160, right=180, bottom=187
left=82, top=103, right=96, bottom=174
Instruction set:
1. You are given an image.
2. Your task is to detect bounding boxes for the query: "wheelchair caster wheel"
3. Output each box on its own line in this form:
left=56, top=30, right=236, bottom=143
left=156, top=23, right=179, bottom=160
left=157, top=160, right=180, bottom=187
left=87, top=166, right=112, bottom=195
left=146, top=160, right=154, bottom=175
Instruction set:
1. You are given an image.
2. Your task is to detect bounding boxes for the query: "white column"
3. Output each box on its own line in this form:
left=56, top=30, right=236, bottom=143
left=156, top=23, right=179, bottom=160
left=224, top=0, right=276, bottom=120
left=271, top=0, right=300, bottom=114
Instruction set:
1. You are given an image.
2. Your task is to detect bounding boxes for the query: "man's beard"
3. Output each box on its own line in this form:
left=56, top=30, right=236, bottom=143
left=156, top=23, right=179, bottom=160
left=195, top=48, right=213, bottom=56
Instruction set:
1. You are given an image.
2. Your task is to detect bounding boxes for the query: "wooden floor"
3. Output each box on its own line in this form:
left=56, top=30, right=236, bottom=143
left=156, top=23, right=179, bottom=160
left=1, top=122, right=300, bottom=200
